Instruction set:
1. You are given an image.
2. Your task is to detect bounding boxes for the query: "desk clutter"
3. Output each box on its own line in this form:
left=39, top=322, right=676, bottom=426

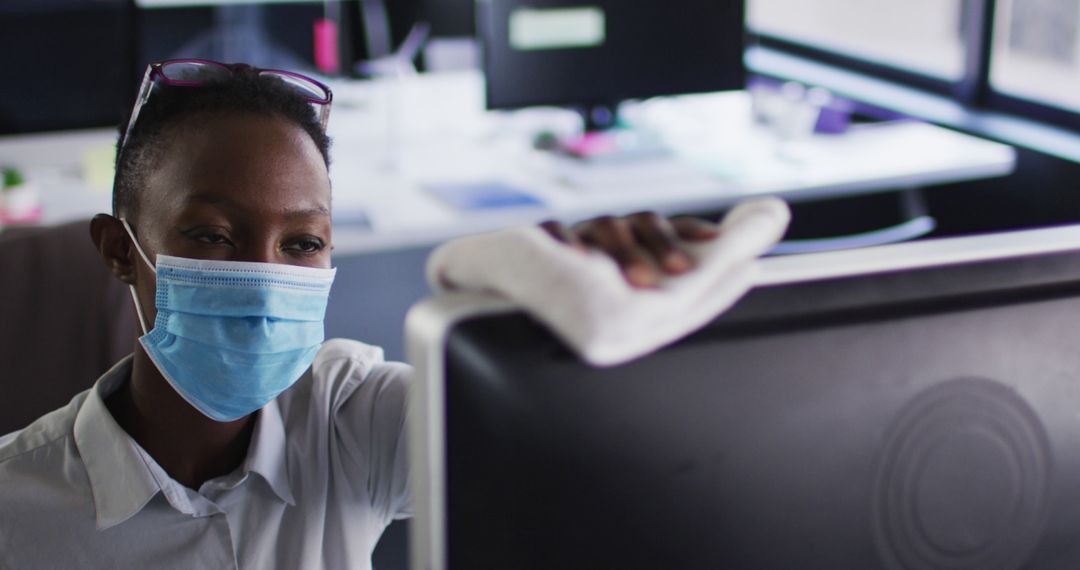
left=0, top=71, right=1014, bottom=253
left=0, top=167, right=41, bottom=225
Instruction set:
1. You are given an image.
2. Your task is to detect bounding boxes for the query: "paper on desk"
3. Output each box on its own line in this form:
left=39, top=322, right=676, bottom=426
left=426, top=180, right=545, bottom=210
left=548, top=154, right=717, bottom=194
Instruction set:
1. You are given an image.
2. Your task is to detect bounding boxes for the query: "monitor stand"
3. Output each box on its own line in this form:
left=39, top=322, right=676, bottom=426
left=581, top=103, right=619, bottom=132
left=171, top=5, right=310, bottom=71
left=557, top=102, right=671, bottom=163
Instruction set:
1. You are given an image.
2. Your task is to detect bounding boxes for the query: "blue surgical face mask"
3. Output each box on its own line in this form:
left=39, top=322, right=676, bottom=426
left=121, top=219, right=336, bottom=422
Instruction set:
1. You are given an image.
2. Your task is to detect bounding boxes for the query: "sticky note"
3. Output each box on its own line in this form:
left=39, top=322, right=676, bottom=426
left=82, top=143, right=117, bottom=193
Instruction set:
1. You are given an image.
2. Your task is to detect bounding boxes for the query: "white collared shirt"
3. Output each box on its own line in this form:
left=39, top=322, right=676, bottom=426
left=0, top=339, right=412, bottom=570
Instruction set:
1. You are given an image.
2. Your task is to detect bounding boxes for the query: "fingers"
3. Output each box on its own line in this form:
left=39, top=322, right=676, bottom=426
left=627, top=212, right=695, bottom=275
left=671, top=216, right=721, bottom=242
left=575, top=216, right=662, bottom=288
left=539, top=220, right=588, bottom=252
left=543, top=213, right=721, bottom=289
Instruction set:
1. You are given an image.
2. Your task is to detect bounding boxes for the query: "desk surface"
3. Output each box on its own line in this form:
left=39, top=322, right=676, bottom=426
left=0, top=71, right=1016, bottom=255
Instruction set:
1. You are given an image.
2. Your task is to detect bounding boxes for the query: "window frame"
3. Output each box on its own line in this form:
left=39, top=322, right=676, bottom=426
left=750, top=0, right=1080, bottom=134
left=750, top=33, right=956, bottom=97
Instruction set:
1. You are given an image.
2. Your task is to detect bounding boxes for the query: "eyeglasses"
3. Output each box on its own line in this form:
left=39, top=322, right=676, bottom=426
left=119, top=59, right=334, bottom=153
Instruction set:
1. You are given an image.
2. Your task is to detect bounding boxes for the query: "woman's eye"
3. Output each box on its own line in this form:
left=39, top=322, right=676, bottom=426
left=195, top=233, right=231, bottom=245
left=286, top=238, right=325, bottom=254
left=181, top=228, right=233, bottom=247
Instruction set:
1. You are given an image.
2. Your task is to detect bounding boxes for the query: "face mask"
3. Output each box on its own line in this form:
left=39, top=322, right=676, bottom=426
left=121, top=220, right=336, bottom=422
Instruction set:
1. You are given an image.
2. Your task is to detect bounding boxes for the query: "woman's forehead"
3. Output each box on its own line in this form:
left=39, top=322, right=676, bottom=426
left=144, top=113, right=331, bottom=219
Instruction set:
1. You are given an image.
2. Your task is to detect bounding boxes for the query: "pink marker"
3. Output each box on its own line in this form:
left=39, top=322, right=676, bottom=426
left=314, top=19, right=340, bottom=75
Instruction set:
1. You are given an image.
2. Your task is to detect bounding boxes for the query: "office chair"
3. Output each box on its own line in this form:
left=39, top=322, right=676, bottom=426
left=406, top=223, right=1080, bottom=570
left=0, top=220, right=135, bottom=435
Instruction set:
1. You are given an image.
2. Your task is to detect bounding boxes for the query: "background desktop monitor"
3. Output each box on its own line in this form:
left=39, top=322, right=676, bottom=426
left=136, top=0, right=338, bottom=72
left=0, top=0, right=135, bottom=134
left=136, top=0, right=447, bottom=75
left=0, top=0, right=337, bottom=134
left=476, top=0, right=746, bottom=129
left=408, top=225, right=1080, bottom=569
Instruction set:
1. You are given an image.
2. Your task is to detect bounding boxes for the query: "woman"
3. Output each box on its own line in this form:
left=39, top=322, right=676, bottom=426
left=0, top=60, right=716, bottom=569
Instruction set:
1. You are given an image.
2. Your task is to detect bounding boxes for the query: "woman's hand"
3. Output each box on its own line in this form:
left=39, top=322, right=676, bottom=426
left=540, top=212, right=720, bottom=288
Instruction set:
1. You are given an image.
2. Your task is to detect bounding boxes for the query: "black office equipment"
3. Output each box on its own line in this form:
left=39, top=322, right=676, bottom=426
left=475, top=0, right=746, bottom=130
left=0, top=0, right=135, bottom=134
left=407, top=224, right=1080, bottom=569
left=136, top=1, right=326, bottom=72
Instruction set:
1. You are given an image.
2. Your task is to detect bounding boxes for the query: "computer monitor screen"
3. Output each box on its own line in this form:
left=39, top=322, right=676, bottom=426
left=0, top=1, right=134, bottom=134
left=412, top=227, right=1080, bottom=568
left=135, top=2, right=328, bottom=72
left=476, top=0, right=746, bottom=128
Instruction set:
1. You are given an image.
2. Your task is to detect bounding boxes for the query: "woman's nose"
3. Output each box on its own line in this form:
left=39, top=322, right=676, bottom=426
left=236, top=240, right=282, bottom=264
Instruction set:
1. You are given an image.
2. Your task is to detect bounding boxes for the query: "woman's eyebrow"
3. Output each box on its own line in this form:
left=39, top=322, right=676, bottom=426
left=186, top=193, right=329, bottom=219
left=284, top=206, right=331, bottom=219
left=186, top=193, right=241, bottom=211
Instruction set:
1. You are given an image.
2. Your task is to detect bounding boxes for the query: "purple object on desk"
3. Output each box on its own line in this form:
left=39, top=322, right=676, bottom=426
left=815, top=96, right=855, bottom=134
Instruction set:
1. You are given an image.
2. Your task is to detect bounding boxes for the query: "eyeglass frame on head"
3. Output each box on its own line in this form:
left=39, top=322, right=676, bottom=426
left=117, top=58, right=333, bottom=155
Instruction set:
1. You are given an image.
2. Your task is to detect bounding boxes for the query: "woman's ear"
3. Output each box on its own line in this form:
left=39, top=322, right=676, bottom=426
left=89, top=214, right=138, bottom=285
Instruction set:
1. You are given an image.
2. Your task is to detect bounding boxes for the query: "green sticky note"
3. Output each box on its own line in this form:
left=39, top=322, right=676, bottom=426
left=82, top=143, right=117, bottom=193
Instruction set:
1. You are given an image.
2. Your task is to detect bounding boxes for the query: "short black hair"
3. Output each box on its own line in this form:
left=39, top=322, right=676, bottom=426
left=112, top=67, right=332, bottom=218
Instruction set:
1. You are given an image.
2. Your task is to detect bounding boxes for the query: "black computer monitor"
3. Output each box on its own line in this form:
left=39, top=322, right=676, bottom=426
left=136, top=1, right=327, bottom=72
left=407, top=225, right=1080, bottom=569
left=476, top=0, right=746, bottom=131
left=0, top=1, right=135, bottom=134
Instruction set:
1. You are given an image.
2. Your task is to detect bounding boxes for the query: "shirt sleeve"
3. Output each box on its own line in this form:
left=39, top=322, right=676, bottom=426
left=332, top=359, right=414, bottom=524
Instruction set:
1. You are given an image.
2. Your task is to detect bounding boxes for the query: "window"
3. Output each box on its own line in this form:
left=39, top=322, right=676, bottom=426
left=750, top=0, right=1080, bottom=131
left=991, top=0, right=1080, bottom=112
left=748, top=0, right=968, bottom=80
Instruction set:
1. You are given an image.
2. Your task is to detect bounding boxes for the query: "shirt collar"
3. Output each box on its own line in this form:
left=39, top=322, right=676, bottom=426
left=74, top=356, right=297, bottom=530
left=73, top=356, right=160, bottom=530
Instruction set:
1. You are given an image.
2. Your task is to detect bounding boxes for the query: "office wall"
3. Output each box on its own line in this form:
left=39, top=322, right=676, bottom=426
left=324, top=245, right=434, bottom=362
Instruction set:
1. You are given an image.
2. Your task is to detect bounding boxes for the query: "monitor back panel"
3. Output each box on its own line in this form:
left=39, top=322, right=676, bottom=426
left=442, top=249, right=1080, bottom=569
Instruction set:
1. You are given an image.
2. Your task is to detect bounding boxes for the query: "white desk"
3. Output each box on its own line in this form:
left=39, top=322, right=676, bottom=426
left=0, top=71, right=1016, bottom=255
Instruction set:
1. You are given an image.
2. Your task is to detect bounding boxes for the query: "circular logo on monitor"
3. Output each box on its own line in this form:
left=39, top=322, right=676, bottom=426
left=872, top=377, right=1052, bottom=570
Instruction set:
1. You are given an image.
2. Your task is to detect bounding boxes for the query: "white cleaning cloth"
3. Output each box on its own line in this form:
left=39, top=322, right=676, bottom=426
left=427, top=198, right=791, bottom=367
